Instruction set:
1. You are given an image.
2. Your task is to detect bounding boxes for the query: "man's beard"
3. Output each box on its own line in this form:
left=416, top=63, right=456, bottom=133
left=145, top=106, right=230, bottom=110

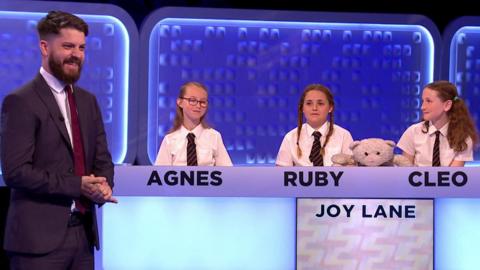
left=48, top=55, right=83, bottom=84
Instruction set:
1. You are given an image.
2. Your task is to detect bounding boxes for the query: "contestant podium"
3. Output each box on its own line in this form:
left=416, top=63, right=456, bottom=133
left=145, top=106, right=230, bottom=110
left=96, top=167, right=480, bottom=270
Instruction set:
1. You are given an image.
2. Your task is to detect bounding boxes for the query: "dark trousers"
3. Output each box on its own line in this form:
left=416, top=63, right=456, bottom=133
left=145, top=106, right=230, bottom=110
left=9, top=221, right=94, bottom=270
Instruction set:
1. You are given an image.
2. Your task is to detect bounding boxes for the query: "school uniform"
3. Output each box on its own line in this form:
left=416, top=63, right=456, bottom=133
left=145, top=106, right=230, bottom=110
left=397, top=121, right=473, bottom=166
left=276, top=122, right=353, bottom=166
left=155, top=124, right=233, bottom=166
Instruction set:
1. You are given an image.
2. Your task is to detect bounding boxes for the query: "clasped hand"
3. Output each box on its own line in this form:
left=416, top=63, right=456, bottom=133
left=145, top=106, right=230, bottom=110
left=81, top=175, right=118, bottom=204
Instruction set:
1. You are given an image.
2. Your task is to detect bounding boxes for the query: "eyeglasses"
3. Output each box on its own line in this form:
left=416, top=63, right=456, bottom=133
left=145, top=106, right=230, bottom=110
left=179, top=97, right=208, bottom=108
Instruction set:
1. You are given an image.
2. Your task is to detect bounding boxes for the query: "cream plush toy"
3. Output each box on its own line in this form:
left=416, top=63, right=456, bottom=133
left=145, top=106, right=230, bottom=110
left=331, top=138, right=413, bottom=167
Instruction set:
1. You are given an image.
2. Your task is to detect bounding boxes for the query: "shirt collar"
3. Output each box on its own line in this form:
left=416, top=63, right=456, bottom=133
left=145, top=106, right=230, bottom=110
left=305, top=122, right=329, bottom=137
left=427, top=121, right=449, bottom=137
left=180, top=124, right=205, bottom=139
left=40, top=67, right=67, bottom=93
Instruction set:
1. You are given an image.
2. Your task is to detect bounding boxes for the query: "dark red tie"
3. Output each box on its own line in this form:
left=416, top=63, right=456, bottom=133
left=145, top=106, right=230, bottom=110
left=66, top=85, right=88, bottom=213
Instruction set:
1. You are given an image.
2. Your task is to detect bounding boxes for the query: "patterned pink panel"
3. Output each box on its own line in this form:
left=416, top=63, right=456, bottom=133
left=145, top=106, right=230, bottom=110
left=297, top=199, right=433, bottom=270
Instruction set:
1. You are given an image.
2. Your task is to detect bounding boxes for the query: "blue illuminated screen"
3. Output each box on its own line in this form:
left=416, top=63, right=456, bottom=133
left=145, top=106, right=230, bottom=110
left=0, top=11, right=130, bottom=164
left=146, top=18, right=435, bottom=165
left=449, top=26, right=480, bottom=160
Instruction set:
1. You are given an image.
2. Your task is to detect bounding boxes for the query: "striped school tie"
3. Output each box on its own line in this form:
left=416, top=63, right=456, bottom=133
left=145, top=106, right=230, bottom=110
left=432, top=131, right=441, bottom=167
left=309, top=131, right=324, bottom=166
left=186, top=133, right=198, bottom=166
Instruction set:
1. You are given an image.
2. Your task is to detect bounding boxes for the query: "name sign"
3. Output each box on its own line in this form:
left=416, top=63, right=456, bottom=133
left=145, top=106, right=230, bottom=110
left=110, top=166, right=480, bottom=198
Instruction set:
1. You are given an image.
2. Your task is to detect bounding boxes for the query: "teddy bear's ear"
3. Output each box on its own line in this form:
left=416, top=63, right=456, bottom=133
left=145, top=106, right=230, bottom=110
left=385, top=140, right=396, bottom=147
left=349, top=141, right=361, bottom=150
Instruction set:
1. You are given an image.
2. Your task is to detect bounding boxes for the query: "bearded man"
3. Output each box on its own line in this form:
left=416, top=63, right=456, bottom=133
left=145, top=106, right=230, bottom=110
left=1, top=10, right=116, bottom=270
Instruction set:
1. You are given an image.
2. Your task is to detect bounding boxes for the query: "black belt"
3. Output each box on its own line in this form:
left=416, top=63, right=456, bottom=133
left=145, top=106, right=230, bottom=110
left=68, top=212, right=85, bottom=227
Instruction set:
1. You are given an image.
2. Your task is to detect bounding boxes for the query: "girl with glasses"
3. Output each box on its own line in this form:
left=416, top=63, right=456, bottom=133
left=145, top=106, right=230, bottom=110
left=154, top=81, right=233, bottom=166
left=276, top=84, right=354, bottom=166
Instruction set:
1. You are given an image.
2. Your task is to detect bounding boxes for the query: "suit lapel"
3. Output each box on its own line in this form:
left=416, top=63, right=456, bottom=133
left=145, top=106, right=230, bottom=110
left=33, top=74, right=73, bottom=149
left=73, top=86, right=91, bottom=162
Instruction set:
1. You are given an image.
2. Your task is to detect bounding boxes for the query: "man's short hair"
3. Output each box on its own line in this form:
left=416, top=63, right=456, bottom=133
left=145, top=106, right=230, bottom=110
left=37, top=10, right=89, bottom=39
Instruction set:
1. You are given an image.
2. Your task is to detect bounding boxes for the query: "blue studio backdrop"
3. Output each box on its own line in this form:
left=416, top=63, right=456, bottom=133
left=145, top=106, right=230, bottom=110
left=139, top=8, right=442, bottom=165
left=1, top=1, right=480, bottom=270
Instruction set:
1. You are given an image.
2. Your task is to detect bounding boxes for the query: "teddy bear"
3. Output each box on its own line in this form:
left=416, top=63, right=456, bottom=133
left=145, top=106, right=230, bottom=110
left=331, top=138, right=413, bottom=167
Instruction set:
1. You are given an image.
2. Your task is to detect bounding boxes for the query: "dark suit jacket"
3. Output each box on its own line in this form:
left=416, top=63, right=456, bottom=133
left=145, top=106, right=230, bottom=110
left=1, top=73, right=114, bottom=254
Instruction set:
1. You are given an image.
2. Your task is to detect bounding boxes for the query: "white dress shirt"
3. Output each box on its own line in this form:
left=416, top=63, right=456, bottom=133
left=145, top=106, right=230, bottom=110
left=155, top=125, right=233, bottom=166
left=397, top=121, right=473, bottom=166
left=40, top=67, right=73, bottom=145
left=276, top=122, right=353, bottom=166
left=40, top=67, right=78, bottom=211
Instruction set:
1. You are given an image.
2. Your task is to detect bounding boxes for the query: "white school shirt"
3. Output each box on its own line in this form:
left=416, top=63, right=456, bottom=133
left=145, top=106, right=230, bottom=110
left=397, top=121, right=473, bottom=166
left=276, top=122, right=353, bottom=166
left=155, top=125, right=233, bottom=166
